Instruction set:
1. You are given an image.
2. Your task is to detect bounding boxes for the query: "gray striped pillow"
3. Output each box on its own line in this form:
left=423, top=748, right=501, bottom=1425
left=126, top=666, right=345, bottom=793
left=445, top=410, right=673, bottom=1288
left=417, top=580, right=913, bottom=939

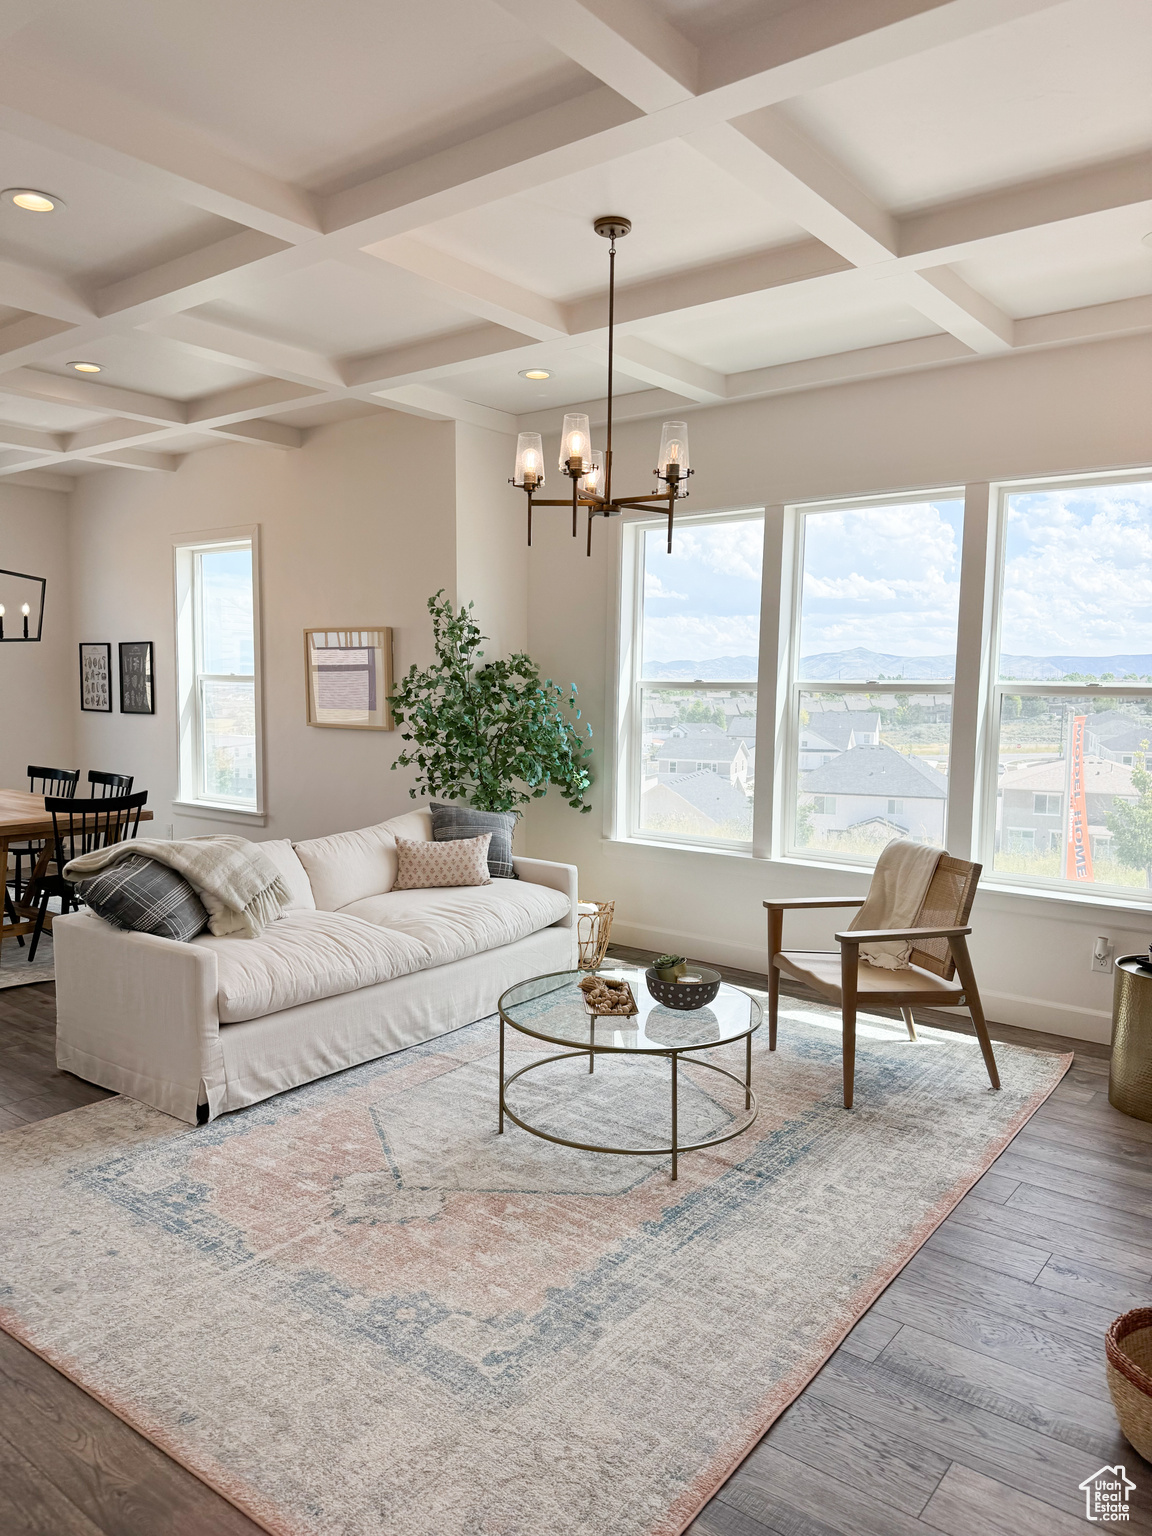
left=429, top=803, right=517, bottom=879
left=75, top=854, right=208, bottom=942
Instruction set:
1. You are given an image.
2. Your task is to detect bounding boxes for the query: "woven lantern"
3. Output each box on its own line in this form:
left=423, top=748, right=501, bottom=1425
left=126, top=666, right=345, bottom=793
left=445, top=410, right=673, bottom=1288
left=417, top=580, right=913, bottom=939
left=576, top=901, right=615, bottom=971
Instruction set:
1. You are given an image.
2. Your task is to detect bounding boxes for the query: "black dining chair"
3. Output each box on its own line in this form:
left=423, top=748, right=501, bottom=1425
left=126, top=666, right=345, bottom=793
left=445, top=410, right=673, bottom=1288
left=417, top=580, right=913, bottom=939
left=26, top=791, right=148, bottom=962
left=9, top=765, right=79, bottom=904
left=88, top=770, right=134, bottom=798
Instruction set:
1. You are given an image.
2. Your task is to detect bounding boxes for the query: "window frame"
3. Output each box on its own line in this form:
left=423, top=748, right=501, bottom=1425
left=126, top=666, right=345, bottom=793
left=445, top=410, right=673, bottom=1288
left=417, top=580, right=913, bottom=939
left=173, top=525, right=265, bottom=823
left=977, top=470, right=1152, bottom=904
left=619, top=505, right=764, bottom=853
left=782, top=489, right=964, bottom=868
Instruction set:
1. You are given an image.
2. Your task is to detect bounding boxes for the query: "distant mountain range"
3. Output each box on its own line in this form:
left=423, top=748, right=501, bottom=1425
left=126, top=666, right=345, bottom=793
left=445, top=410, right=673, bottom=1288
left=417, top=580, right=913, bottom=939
left=645, top=647, right=1152, bottom=682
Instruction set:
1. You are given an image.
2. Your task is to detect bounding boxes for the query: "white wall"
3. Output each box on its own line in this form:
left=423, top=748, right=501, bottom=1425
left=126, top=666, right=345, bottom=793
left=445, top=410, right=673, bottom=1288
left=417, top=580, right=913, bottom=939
left=0, top=484, right=74, bottom=788
left=69, top=411, right=458, bottom=842
left=523, top=334, right=1152, bottom=1042
left=454, top=422, right=527, bottom=658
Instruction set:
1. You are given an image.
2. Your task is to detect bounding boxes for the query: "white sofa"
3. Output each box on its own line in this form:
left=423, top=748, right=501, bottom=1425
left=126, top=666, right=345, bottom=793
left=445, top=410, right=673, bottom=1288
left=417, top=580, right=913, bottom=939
left=53, top=808, right=577, bottom=1124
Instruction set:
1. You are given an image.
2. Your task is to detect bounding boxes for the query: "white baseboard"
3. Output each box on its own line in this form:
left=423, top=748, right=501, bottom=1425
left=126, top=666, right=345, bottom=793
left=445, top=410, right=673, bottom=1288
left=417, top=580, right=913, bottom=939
left=610, top=921, right=1112, bottom=1046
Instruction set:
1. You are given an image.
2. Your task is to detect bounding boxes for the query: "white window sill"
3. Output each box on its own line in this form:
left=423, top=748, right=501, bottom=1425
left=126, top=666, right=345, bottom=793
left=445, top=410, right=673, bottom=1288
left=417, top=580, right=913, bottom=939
left=173, top=800, right=267, bottom=828
left=604, top=836, right=1152, bottom=916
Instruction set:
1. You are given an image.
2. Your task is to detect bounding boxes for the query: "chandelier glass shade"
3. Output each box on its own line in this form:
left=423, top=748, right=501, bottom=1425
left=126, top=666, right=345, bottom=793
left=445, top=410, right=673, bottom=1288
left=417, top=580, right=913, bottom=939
left=511, top=216, right=693, bottom=555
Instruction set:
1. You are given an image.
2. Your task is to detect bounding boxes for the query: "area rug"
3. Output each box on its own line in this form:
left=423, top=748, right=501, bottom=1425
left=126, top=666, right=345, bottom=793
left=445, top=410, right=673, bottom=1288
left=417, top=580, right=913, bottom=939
left=0, top=995, right=1069, bottom=1536
left=0, top=929, right=53, bottom=988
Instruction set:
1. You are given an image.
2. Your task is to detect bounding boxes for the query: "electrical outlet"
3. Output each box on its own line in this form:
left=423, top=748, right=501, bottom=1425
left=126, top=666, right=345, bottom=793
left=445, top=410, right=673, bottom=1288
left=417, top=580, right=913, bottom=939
left=1091, top=937, right=1114, bottom=975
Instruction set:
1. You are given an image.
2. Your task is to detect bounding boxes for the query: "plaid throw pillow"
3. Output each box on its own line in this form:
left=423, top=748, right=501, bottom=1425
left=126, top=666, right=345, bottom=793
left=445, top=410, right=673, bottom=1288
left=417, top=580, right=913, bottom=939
left=393, top=833, right=492, bottom=890
left=429, top=802, right=517, bottom=879
left=75, top=853, right=208, bottom=942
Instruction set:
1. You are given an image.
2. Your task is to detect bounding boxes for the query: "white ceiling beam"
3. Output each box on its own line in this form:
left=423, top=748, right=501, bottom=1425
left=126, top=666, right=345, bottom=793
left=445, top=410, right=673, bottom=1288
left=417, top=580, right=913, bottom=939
left=210, top=418, right=303, bottom=450
left=700, top=0, right=1075, bottom=101
left=0, top=369, right=185, bottom=425
left=489, top=0, right=698, bottom=112
left=186, top=378, right=322, bottom=426
left=352, top=241, right=569, bottom=340
left=96, top=231, right=293, bottom=320
left=688, top=111, right=897, bottom=263
left=0, top=315, right=82, bottom=367
left=141, top=314, right=343, bottom=390
left=0, top=55, right=321, bottom=242
left=370, top=384, right=517, bottom=434
left=1015, top=293, right=1152, bottom=348
left=610, top=336, right=727, bottom=402
left=564, top=239, right=851, bottom=334
left=898, top=151, right=1152, bottom=262
left=895, top=265, right=1015, bottom=352
left=0, top=262, right=93, bottom=324
left=65, top=420, right=174, bottom=454
left=341, top=325, right=540, bottom=390
left=91, top=448, right=181, bottom=472
left=0, top=424, right=65, bottom=454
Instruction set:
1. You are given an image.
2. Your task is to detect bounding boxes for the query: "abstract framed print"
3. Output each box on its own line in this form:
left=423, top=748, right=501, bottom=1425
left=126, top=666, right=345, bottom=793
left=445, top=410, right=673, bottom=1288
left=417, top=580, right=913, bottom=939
left=119, top=641, right=155, bottom=715
left=304, top=627, right=393, bottom=730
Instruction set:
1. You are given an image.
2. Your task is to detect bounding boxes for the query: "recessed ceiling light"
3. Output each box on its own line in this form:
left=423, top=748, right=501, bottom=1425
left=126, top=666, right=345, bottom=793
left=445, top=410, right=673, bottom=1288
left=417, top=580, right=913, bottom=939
left=519, top=368, right=552, bottom=380
left=5, top=188, right=63, bottom=213
left=68, top=361, right=101, bottom=373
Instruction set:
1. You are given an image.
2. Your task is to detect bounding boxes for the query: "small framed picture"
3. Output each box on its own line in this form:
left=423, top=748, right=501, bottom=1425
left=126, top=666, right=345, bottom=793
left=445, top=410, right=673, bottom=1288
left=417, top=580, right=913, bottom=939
left=79, top=642, right=112, bottom=712
left=119, top=641, right=155, bottom=715
left=305, top=627, right=393, bottom=730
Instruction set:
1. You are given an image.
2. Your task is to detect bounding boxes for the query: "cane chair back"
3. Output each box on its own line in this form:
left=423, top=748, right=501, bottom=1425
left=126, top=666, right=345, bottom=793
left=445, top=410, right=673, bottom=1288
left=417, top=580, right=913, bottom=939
left=87, top=769, right=134, bottom=798
left=908, top=854, right=981, bottom=979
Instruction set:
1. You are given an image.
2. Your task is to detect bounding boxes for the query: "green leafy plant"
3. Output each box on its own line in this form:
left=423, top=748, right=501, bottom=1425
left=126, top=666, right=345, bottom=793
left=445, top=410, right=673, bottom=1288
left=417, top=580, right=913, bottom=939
left=389, top=592, right=593, bottom=814
left=1107, top=744, right=1152, bottom=886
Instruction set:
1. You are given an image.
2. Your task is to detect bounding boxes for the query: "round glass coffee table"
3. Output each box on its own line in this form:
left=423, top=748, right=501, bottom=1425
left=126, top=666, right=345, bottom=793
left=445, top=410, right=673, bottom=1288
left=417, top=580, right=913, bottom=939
left=497, top=965, right=762, bottom=1180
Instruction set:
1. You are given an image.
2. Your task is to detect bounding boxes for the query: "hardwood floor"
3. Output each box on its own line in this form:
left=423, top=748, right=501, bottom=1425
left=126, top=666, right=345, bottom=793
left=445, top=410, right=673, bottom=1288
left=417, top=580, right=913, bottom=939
left=1, top=965, right=1150, bottom=1535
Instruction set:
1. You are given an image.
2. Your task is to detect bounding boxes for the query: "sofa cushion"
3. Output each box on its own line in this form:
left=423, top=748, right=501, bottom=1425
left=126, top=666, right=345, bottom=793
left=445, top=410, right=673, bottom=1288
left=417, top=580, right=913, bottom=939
left=430, top=801, right=517, bottom=879
left=258, top=839, right=315, bottom=911
left=338, top=881, right=571, bottom=969
left=394, top=833, right=491, bottom=890
left=293, top=808, right=433, bottom=910
left=195, top=910, right=433, bottom=1023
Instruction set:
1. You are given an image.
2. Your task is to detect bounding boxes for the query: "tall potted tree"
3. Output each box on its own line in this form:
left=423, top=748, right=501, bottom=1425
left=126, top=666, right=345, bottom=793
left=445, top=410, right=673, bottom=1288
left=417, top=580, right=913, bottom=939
left=389, top=592, right=593, bottom=815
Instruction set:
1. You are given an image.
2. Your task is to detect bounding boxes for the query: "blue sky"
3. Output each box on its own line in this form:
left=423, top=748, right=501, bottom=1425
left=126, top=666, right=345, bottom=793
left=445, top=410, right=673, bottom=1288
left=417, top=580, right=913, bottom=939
left=642, top=517, right=763, bottom=665
left=1001, top=481, right=1152, bottom=661
left=200, top=548, right=254, bottom=674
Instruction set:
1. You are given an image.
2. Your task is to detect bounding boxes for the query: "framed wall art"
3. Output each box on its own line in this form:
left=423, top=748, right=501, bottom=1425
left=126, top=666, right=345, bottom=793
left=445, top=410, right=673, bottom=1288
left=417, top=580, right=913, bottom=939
left=79, top=642, right=113, bottom=712
left=119, top=641, right=155, bottom=715
left=304, top=627, right=393, bottom=730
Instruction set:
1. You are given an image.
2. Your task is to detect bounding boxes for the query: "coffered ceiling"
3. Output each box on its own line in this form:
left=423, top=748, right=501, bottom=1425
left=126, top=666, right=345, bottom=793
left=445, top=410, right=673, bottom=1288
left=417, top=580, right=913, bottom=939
left=0, top=0, right=1146, bottom=485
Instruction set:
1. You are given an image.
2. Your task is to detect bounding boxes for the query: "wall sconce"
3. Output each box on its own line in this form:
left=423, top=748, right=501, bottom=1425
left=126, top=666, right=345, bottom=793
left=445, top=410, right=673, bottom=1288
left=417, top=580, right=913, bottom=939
left=0, top=569, right=46, bottom=641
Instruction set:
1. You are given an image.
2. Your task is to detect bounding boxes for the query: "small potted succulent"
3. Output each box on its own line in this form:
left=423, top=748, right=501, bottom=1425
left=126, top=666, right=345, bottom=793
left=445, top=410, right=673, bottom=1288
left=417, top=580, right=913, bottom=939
left=652, top=953, right=687, bottom=983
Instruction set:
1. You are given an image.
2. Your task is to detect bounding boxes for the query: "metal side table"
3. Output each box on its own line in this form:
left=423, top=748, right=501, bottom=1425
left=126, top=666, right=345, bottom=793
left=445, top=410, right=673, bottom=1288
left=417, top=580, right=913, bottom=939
left=1110, top=957, right=1152, bottom=1123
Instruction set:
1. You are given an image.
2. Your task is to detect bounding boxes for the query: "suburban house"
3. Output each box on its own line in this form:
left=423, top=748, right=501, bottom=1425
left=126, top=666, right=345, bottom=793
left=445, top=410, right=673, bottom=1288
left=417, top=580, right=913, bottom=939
left=798, top=710, right=881, bottom=770
left=641, top=770, right=754, bottom=839
left=998, top=757, right=1138, bottom=859
left=800, top=743, right=949, bottom=846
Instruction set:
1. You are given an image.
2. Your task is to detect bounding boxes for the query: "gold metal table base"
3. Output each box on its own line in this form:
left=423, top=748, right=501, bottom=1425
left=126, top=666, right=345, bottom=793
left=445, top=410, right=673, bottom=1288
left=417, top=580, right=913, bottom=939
left=498, top=1024, right=758, bottom=1181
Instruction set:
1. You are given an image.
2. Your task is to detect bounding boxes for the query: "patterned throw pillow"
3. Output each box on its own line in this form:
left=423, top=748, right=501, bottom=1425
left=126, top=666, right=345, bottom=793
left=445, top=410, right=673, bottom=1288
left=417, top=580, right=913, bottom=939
left=429, top=802, right=517, bottom=879
left=393, top=833, right=492, bottom=890
left=75, top=853, right=209, bottom=941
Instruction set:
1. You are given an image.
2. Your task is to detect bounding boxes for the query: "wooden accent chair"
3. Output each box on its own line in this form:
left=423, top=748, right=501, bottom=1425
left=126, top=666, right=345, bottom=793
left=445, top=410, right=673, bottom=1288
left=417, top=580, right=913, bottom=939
left=765, top=853, right=999, bottom=1109
left=87, top=770, right=134, bottom=798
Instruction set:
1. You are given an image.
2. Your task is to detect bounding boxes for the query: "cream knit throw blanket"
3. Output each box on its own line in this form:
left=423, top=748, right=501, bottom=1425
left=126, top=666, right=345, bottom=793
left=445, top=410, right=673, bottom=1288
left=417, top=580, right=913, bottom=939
left=64, top=836, right=291, bottom=938
left=847, top=838, right=943, bottom=970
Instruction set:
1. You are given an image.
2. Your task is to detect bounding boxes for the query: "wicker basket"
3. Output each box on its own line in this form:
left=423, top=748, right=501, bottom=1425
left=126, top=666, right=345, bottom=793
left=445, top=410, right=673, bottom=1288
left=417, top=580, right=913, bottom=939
left=1106, top=1308, right=1152, bottom=1461
left=576, top=901, right=615, bottom=971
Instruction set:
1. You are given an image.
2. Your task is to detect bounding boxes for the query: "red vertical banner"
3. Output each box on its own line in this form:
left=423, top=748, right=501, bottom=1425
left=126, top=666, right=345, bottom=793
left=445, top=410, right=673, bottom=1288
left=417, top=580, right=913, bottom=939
left=1065, top=714, right=1094, bottom=882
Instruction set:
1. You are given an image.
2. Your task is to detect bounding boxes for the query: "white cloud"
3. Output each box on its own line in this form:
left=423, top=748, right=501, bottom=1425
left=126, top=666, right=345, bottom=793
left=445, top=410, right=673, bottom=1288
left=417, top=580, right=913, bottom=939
left=644, top=572, right=687, bottom=600
left=642, top=613, right=761, bottom=663
left=667, top=520, right=762, bottom=582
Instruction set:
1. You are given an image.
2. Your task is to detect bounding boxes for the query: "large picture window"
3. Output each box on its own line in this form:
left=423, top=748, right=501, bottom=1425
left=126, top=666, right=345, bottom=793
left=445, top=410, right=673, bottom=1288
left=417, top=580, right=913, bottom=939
left=174, top=528, right=263, bottom=817
left=626, top=511, right=763, bottom=847
left=984, top=476, right=1152, bottom=896
left=788, top=494, right=963, bottom=863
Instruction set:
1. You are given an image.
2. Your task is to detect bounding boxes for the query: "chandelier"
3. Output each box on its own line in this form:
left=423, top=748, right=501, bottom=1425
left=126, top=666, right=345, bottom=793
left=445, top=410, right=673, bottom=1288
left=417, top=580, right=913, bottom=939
left=511, top=216, right=692, bottom=556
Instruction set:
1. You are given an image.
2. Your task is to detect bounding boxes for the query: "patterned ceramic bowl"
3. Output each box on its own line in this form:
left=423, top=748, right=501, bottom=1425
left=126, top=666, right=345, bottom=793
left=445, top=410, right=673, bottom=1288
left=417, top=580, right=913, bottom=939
left=644, top=966, right=721, bottom=1010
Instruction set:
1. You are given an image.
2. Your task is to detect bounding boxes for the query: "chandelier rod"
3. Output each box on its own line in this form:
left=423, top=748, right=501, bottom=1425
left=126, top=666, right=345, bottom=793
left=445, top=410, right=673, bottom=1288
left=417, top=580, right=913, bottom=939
left=605, top=232, right=616, bottom=508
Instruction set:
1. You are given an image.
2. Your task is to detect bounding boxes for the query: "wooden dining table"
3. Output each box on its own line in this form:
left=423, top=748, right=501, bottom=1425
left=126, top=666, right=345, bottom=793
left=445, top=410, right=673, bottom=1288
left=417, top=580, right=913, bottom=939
left=0, top=787, right=153, bottom=946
